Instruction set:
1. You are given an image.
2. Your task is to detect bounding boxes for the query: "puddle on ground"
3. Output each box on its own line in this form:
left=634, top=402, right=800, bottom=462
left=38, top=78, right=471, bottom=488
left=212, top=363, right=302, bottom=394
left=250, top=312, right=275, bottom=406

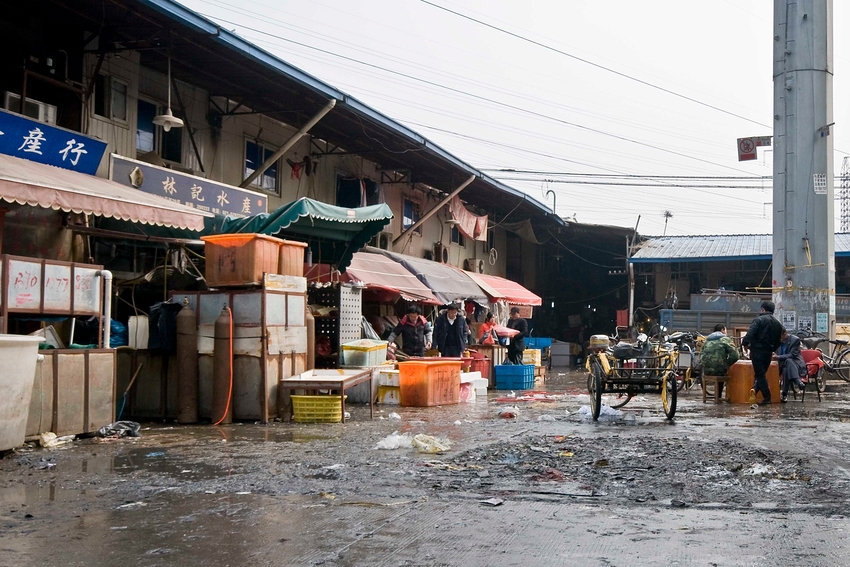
left=0, top=481, right=81, bottom=505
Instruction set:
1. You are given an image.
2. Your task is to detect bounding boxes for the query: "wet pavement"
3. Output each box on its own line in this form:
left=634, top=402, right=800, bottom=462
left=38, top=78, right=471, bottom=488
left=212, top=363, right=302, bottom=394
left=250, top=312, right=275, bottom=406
left=3, top=368, right=850, bottom=566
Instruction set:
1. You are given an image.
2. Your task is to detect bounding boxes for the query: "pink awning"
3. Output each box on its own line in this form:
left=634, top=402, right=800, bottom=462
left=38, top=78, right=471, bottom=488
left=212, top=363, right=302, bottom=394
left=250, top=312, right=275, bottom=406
left=345, top=251, right=440, bottom=304
left=303, top=251, right=440, bottom=304
left=0, top=153, right=210, bottom=230
left=466, top=272, right=542, bottom=306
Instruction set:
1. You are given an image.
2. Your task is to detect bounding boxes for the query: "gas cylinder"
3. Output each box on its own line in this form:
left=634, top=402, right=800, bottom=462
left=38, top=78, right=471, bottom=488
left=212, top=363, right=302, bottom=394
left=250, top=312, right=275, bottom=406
left=212, top=305, right=233, bottom=424
left=306, top=310, right=315, bottom=371
left=176, top=299, right=198, bottom=424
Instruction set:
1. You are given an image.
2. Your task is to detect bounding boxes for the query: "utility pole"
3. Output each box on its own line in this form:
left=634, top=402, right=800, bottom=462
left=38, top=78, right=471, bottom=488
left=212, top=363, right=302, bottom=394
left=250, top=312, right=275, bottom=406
left=773, top=0, right=834, bottom=336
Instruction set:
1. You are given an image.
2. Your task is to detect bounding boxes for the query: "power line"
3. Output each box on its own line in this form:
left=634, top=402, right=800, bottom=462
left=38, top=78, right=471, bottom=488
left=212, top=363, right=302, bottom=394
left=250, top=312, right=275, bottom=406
left=420, top=0, right=772, bottom=129
left=196, top=12, right=762, bottom=176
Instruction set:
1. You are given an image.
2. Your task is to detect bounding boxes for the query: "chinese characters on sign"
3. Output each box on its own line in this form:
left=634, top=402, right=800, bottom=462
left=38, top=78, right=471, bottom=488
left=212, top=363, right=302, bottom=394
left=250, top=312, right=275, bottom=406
left=110, top=155, right=267, bottom=218
left=0, top=109, right=106, bottom=174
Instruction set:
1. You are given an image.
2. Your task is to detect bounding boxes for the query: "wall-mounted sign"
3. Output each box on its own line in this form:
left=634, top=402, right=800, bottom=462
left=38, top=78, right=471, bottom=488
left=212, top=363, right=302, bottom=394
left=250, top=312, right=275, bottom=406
left=110, top=154, right=267, bottom=218
left=0, top=108, right=107, bottom=175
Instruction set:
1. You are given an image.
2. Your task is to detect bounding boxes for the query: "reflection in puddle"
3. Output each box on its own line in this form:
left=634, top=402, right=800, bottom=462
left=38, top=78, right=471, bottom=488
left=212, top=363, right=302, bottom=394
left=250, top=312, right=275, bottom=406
left=0, top=481, right=78, bottom=505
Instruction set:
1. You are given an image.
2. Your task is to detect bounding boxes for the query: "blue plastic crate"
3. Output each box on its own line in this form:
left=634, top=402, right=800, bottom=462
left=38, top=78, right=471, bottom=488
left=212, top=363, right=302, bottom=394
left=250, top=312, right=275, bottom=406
left=526, top=337, right=553, bottom=349
left=494, top=364, right=535, bottom=390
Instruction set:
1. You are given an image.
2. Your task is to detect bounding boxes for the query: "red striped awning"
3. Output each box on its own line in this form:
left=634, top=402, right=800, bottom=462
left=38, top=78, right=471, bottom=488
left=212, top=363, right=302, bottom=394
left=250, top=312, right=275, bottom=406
left=465, top=272, right=542, bottom=306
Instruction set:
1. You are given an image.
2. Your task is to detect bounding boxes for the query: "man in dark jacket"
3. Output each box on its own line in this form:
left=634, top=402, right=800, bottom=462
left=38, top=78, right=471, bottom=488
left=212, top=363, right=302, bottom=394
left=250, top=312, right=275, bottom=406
left=387, top=305, right=432, bottom=358
left=434, top=303, right=468, bottom=357
left=775, top=329, right=807, bottom=402
left=741, top=300, right=784, bottom=405
left=506, top=306, right=529, bottom=365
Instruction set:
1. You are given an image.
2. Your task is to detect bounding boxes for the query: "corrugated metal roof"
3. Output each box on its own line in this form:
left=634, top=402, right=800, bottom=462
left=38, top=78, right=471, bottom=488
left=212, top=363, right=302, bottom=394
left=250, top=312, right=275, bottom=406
left=631, top=234, right=850, bottom=263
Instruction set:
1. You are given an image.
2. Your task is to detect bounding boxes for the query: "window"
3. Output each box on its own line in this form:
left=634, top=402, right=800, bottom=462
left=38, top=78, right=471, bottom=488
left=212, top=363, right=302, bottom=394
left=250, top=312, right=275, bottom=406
left=94, top=75, right=127, bottom=121
left=161, top=114, right=183, bottom=162
left=451, top=225, right=465, bottom=247
left=136, top=99, right=156, bottom=153
left=403, top=198, right=420, bottom=233
left=245, top=140, right=278, bottom=193
left=487, top=227, right=495, bottom=251
left=336, top=176, right=362, bottom=208
left=337, top=177, right=382, bottom=208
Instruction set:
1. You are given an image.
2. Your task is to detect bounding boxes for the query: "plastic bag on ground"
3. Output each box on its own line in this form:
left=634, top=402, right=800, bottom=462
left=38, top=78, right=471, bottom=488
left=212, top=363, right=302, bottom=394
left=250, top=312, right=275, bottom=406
left=97, top=421, right=142, bottom=438
left=577, top=405, right=623, bottom=421
left=411, top=434, right=451, bottom=454
left=38, top=432, right=75, bottom=448
left=375, top=431, right=413, bottom=450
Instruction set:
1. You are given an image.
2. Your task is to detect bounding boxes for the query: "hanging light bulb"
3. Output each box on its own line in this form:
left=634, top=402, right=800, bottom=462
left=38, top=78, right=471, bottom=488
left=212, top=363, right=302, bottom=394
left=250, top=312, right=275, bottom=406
left=153, top=52, right=184, bottom=132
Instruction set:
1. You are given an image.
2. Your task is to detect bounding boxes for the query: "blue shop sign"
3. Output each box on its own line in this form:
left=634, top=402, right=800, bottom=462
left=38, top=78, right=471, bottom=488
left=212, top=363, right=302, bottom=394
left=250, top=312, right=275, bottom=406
left=0, top=109, right=107, bottom=175
left=110, top=154, right=267, bottom=218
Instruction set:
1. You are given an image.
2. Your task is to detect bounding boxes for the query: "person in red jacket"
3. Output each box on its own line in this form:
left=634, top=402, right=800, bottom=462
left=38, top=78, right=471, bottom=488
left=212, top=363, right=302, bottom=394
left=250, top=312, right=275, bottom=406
left=387, top=305, right=432, bottom=358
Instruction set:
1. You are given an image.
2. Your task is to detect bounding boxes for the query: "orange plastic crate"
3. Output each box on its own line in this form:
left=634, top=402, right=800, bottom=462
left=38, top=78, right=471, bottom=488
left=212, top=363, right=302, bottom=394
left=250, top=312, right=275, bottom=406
left=201, top=233, right=283, bottom=286
left=398, top=360, right=461, bottom=407
left=278, top=239, right=308, bottom=277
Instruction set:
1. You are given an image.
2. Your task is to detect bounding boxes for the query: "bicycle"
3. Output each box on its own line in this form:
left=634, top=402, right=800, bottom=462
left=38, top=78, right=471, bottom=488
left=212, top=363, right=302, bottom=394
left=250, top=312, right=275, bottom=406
left=798, top=332, right=850, bottom=386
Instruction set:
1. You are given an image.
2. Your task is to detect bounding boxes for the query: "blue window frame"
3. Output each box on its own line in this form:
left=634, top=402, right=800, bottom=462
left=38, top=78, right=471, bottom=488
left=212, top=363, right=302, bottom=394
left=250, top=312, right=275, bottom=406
left=403, top=198, right=420, bottom=232
left=245, top=140, right=278, bottom=193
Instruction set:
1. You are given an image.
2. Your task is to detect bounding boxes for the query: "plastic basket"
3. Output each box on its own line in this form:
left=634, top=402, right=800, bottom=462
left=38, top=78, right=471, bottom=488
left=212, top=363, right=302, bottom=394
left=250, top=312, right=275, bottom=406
left=341, top=339, right=388, bottom=367
left=494, top=364, right=535, bottom=390
left=291, top=395, right=346, bottom=423
left=525, top=337, right=553, bottom=349
left=522, top=349, right=542, bottom=366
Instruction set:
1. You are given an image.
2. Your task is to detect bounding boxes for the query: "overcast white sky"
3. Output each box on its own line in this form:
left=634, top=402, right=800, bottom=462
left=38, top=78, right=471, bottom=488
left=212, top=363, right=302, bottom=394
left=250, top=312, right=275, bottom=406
left=181, top=0, right=849, bottom=237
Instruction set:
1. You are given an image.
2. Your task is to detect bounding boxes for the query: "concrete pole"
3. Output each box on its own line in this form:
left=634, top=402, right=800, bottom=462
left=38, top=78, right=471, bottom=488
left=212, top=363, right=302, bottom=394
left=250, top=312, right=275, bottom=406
left=773, top=0, right=834, bottom=337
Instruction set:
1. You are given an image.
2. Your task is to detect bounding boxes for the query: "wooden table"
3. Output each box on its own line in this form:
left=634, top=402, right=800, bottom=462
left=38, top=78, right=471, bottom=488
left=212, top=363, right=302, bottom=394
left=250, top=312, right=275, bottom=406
left=726, top=360, right=781, bottom=404
left=278, top=369, right=374, bottom=422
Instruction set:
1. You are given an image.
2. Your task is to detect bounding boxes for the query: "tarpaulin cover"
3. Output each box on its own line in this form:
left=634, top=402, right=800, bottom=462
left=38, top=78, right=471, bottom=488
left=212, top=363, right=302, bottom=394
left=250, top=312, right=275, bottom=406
left=305, top=251, right=440, bottom=305
left=448, top=196, right=487, bottom=241
left=0, top=152, right=210, bottom=230
left=346, top=249, right=439, bottom=304
left=465, top=272, right=542, bottom=306
left=377, top=250, right=489, bottom=306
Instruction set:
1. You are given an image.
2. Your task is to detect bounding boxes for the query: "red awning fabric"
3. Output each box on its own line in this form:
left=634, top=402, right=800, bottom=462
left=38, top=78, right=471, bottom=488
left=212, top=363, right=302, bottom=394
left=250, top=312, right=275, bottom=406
left=303, top=250, right=440, bottom=304
left=0, top=153, right=211, bottom=230
left=466, top=272, right=542, bottom=306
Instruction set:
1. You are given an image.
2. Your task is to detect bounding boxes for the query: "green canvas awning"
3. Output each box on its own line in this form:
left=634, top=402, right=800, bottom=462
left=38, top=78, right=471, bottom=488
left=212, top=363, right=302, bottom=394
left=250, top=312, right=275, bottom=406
left=96, top=197, right=393, bottom=271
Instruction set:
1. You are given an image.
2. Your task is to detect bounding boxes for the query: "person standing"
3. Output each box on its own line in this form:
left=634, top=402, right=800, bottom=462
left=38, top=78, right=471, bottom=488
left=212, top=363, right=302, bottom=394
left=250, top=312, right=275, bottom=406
left=506, top=306, right=528, bottom=365
left=741, top=301, right=784, bottom=405
left=478, top=312, right=498, bottom=345
left=434, top=303, right=468, bottom=358
left=700, top=324, right=740, bottom=398
left=387, top=305, right=432, bottom=358
left=774, top=329, right=807, bottom=403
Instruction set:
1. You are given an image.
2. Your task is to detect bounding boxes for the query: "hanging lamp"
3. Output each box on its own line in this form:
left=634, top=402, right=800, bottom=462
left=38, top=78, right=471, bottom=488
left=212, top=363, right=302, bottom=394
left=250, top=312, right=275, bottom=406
left=153, top=52, right=184, bottom=132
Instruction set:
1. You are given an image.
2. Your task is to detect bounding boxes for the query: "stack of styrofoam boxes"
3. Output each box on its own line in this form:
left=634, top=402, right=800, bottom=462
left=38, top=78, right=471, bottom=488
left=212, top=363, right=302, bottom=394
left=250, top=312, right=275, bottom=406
left=550, top=341, right=575, bottom=367
left=460, top=371, right=488, bottom=400
left=376, top=368, right=401, bottom=404
left=522, top=349, right=542, bottom=366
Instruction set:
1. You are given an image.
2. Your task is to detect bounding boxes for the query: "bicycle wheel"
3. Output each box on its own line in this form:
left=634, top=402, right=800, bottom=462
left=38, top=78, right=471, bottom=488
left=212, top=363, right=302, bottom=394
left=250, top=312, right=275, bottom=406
left=589, top=361, right=604, bottom=421
left=815, top=367, right=827, bottom=392
left=834, top=349, right=850, bottom=382
left=661, top=371, right=677, bottom=419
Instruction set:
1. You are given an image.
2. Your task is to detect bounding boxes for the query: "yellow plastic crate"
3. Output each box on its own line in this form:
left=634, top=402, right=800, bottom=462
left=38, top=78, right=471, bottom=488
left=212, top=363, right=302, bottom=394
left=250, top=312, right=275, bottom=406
left=523, top=349, right=542, bottom=366
left=291, top=395, right=346, bottom=423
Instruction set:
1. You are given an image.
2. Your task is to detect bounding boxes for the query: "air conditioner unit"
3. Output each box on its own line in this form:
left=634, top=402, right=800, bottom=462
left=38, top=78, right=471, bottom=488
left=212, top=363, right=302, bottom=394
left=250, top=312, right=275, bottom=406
left=463, top=258, right=486, bottom=274
left=433, top=242, right=448, bottom=263
left=4, top=92, right=57, bottom=125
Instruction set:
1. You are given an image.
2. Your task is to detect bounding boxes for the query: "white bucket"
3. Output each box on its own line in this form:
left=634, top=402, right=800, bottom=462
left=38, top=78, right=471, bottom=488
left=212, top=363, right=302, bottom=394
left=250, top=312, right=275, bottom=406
left=0, top=335, right=44, bottom=451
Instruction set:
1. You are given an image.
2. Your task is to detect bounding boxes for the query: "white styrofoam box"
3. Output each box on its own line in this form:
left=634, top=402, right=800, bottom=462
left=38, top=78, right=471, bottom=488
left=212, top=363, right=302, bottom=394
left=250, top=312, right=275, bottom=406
left=377, top=385, right=400, bottom=404
left=523, top=349, right=542, bottom=366
left=551, top=354, right=574, bottom=367
left=549, top=341, right=573, bottom=356
left=459, top=382, right=476, bottom=403
left=377, top=369, right=400, bottom=387
left=460, top=371, right=482, bottom=384
left=474, top=386, right=487, bottom=397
